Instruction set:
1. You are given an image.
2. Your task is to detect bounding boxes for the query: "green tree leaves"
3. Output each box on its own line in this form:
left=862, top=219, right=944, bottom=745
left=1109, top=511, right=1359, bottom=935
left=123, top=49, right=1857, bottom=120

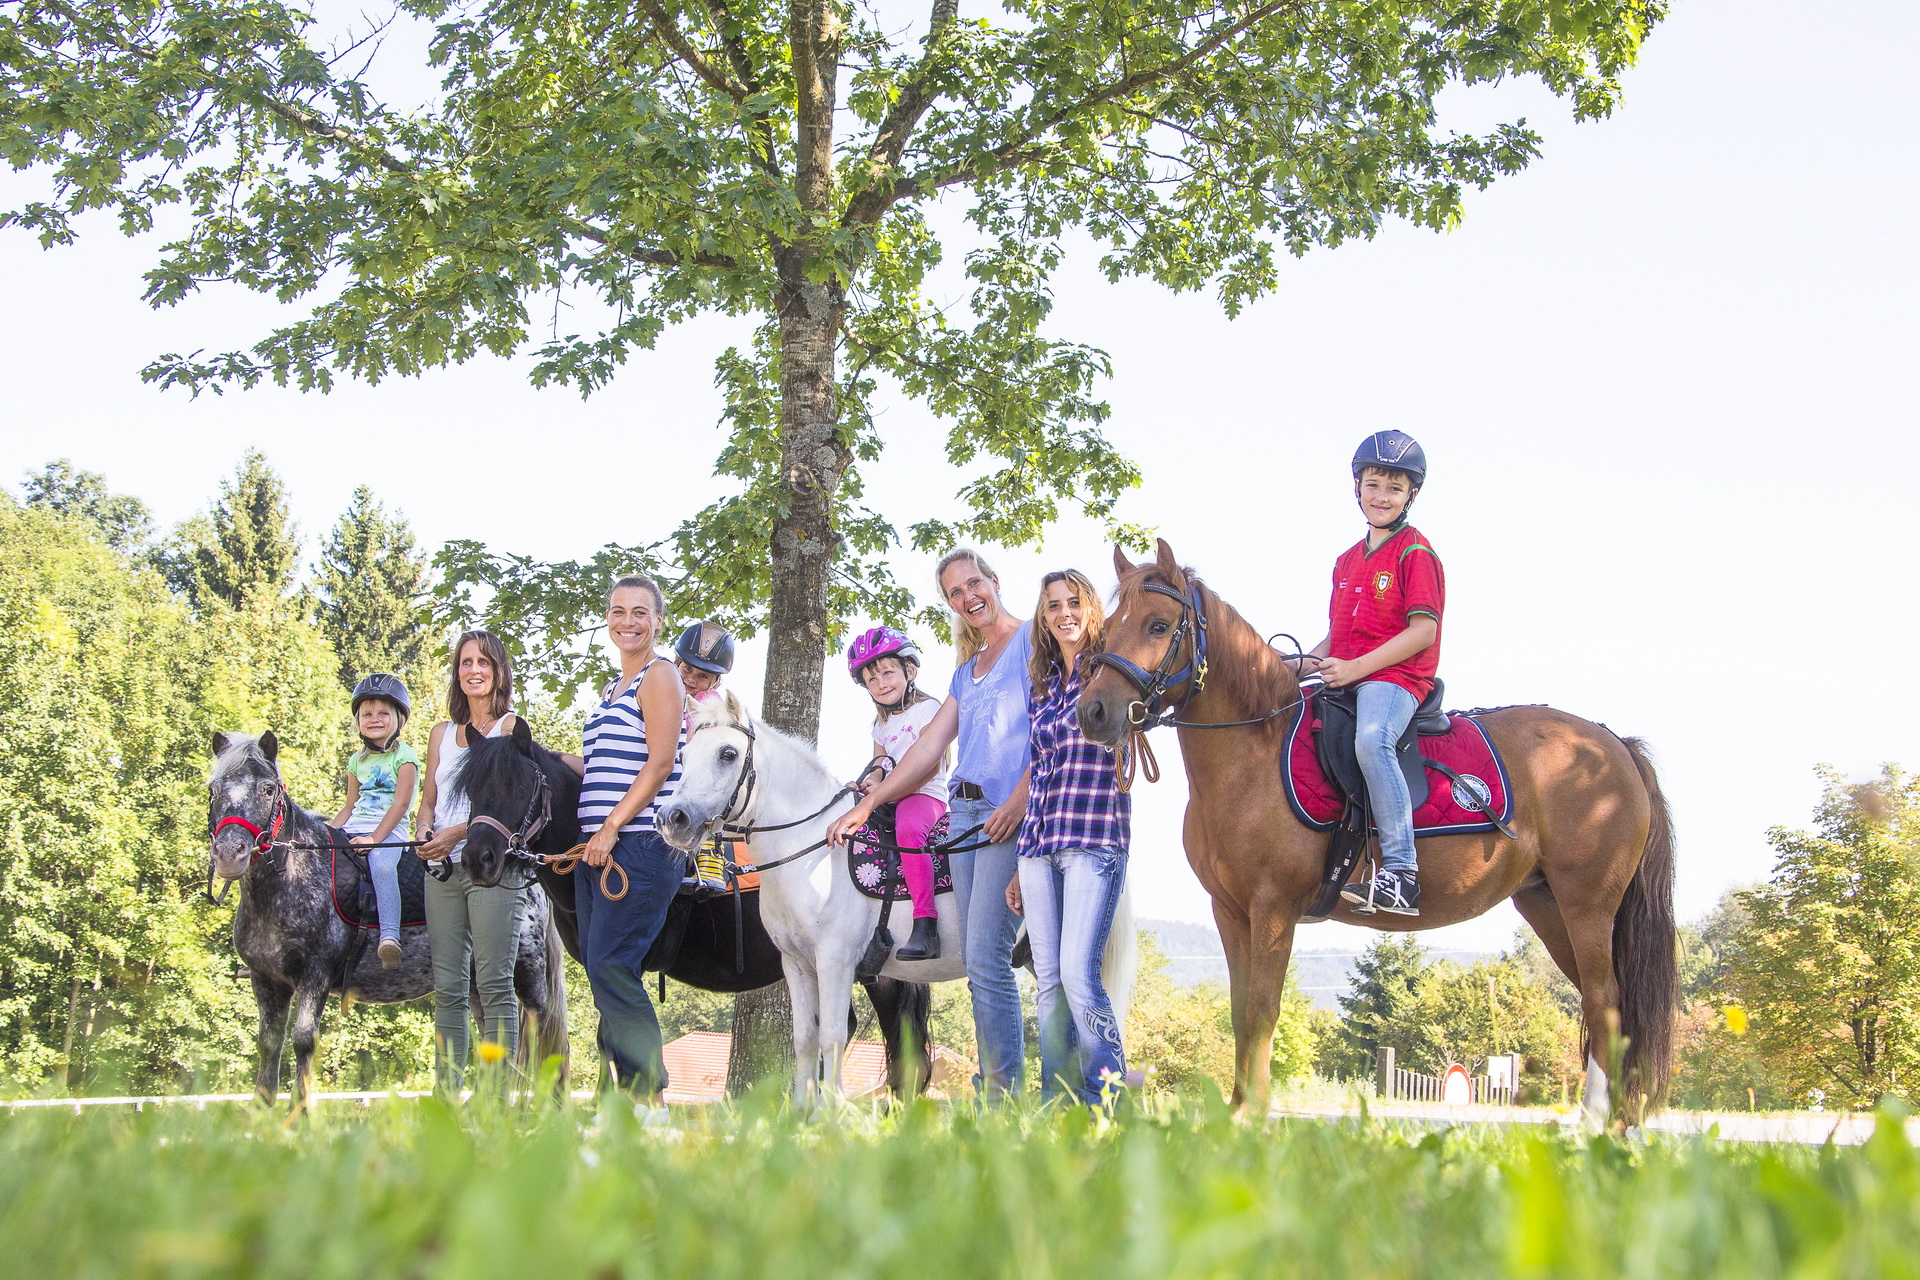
left=1729, top=767, right=1920, bottom=1109
left=157, top=450, right=300, bottom=612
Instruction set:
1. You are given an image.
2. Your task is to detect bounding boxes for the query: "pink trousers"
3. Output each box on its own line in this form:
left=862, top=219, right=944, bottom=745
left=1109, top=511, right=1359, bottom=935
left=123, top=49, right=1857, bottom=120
left=894, top=793, right=947, bottom=919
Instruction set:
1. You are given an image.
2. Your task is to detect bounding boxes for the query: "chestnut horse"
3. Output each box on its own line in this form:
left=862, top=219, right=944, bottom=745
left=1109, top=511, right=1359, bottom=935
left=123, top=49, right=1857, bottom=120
left=1078, top=540, right=1676, bottom=1124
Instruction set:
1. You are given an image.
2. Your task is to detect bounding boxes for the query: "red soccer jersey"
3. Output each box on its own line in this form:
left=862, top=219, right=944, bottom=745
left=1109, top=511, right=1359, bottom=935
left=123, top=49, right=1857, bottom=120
left=1328, top=525, right=1444, bottom=700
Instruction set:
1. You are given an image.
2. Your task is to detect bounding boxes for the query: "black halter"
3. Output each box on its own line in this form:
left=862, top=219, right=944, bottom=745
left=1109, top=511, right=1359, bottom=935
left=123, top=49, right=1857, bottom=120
left=1086, top=578, right=1211, bottom=729
left=685, top=714, right=859, bottom=872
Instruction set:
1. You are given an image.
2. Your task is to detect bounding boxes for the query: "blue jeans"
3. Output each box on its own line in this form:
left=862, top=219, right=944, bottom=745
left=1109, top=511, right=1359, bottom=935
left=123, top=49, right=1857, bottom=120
left=945, top=792, right=1026, bottom=1100
left=1019, top=847, right=1128, bottom=1104
left=370, top=847, right=402, bottom=942
left=1354, top=680, right=1419, bottom=874
left=575, top=828, right=682, bottom=1097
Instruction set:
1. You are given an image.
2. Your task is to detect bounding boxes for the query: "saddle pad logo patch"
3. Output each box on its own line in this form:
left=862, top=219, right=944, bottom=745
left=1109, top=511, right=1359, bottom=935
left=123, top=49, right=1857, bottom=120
left=1451, top=773, right=1492, bottom=811
left=1372, top=571, right=1393, bottom=598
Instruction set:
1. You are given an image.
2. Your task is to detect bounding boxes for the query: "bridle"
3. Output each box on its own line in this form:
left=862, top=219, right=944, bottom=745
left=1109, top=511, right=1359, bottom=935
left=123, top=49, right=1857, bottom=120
left=1086, top=572, right=1303, bottom=792
left=463, top=767, right=554, bottom=887
left=1087, top=577, right=1212, bottom=731
left=681, top=714, right=858, bottom=873
left=206, top=778, right=289, bottom=904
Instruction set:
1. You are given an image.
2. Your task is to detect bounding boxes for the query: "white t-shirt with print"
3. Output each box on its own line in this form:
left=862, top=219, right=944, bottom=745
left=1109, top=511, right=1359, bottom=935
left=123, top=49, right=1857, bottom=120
left=871, top=698, right=948, bottom=803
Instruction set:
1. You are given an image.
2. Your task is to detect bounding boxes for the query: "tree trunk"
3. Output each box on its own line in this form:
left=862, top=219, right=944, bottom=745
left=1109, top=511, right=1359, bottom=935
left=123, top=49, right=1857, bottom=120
left=727, top=0, right=845, bottom=1095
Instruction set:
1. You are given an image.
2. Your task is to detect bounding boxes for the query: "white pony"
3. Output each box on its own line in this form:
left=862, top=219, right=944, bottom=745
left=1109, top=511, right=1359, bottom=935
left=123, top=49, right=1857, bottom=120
left=659, top=689, right=1136, bottom=1104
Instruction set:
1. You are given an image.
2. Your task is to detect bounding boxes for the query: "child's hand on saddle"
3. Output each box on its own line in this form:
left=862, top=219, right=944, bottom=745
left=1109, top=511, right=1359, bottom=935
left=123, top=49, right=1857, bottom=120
left=1318, top=657, right=1361, bottom=688
left=582, top=825, right=618, bottom=868
left=827, top=800, right=873, bottom=848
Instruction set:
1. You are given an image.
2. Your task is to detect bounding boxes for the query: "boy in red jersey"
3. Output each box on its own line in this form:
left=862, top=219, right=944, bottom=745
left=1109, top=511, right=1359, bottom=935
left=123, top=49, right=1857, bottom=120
left=1296, top=431, right=1443, bottom=916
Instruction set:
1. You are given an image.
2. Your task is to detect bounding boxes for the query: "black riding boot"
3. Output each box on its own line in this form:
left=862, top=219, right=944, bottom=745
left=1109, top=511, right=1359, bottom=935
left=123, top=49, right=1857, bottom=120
left=896, top=915, right=941, bottom=961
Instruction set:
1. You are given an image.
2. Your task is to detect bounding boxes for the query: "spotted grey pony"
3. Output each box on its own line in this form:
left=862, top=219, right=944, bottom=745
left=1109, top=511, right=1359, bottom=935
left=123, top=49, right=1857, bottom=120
left=207, top=731, right=568, bottom=1108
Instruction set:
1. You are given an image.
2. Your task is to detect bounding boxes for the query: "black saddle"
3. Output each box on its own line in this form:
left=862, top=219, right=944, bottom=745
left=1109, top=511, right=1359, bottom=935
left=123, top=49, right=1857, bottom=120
left=328, top=831, right=429, bottom=930
left=1314, top=678, right=1451, bottom=814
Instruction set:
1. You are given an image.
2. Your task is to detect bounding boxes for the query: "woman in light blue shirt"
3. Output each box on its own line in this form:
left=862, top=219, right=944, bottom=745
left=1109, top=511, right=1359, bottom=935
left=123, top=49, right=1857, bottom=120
left=830, top=548, right=1032, bottom=1099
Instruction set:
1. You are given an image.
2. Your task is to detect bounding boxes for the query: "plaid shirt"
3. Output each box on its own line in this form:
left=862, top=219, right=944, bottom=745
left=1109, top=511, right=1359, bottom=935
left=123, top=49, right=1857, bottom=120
left=1016, top=657, right=1131, bottom=859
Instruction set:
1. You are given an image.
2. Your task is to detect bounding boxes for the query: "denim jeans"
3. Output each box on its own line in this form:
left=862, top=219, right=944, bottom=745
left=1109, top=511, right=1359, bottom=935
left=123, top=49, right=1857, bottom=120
left=574, top=828, right=682, bottom=1097
left=1018, top=847, right=1128, bottom=1104
left=370, top=847, right=403, bottom=943
left=1354, top=680, right=1419, bottom=874
left=945, top=791, right=1026, bottom=1100
left=424, top=861, right=527, bottom=1089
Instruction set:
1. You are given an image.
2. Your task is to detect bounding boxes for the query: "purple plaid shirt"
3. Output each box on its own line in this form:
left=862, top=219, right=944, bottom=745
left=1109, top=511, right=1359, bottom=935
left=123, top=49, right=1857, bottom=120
left=1016, top=657, right=1131, bottom=859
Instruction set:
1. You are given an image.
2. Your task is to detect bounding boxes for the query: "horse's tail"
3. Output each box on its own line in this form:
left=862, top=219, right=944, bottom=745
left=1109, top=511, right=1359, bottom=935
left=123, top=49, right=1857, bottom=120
left=1615, top=736, right=1678, bottom=1117
left=1103, top=882, right=1139, bottom=1030
left=526, top=909, right=571, bottom=1083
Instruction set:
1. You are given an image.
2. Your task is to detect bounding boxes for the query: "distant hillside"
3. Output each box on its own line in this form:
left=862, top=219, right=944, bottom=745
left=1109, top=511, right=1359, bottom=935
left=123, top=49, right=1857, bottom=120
left=1140, top=918, right=1490, bottom=1010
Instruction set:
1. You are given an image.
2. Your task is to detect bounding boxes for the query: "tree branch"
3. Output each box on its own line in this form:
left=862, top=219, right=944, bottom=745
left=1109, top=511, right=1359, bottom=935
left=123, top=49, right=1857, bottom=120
left=863, top=0, right=1313, bottom=218
left=637, top=0, right=750, bottom=102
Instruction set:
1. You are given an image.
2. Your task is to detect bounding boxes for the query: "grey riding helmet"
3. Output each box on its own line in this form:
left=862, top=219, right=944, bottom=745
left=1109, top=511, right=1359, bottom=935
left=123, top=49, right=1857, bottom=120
left=1351, top=431, right=1427, bottom=487
left=674, top=621, right=737, bottom=675
left=350, top=672, right=412, bottom=719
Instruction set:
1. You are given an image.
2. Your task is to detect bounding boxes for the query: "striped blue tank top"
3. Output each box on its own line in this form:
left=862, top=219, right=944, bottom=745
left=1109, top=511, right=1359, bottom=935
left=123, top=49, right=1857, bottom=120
left=578, top=658, right=684, bottom=835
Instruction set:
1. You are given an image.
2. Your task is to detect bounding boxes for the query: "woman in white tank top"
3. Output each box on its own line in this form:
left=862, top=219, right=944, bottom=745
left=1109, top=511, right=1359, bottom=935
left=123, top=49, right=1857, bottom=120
left=412, top=630, right=526, bottom=1090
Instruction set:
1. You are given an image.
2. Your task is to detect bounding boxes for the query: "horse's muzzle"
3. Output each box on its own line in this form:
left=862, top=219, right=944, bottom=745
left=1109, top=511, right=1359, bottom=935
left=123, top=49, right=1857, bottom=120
left=1077, top=689, right=1125, bottom=746
left=656, top=802, right=708, bottom=851
left=209, top=834, right=254, bottom=880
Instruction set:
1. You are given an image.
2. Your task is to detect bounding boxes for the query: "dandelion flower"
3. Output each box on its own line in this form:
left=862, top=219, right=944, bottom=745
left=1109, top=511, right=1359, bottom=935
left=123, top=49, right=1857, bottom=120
left=1723, top=1006, right=1748, bottom=1036
left=476, top=1040, right=508, bottom=1064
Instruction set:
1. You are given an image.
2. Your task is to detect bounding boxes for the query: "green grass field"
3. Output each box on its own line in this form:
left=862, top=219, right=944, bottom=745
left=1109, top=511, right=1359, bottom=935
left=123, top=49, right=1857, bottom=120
left=4, top=1090, right=1916, bottom=1279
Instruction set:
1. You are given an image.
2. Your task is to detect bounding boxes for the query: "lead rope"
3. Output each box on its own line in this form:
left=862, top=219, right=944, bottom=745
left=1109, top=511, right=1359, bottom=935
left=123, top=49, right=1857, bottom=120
left=1114, top=729, right=1160, bottom=795
left=544, top=844, right=630, bottom=901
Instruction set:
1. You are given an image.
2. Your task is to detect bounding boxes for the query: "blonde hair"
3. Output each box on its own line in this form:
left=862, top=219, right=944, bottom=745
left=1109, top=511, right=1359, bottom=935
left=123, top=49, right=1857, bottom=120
left=1028, top=569, right=1107, bottom=695
left=936, top=547, right=1000, bottom=662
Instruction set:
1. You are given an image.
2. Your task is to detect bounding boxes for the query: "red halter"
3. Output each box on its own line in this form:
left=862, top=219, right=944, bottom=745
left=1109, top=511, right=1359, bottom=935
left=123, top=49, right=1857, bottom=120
left=212, top=787, right=286, bottom=860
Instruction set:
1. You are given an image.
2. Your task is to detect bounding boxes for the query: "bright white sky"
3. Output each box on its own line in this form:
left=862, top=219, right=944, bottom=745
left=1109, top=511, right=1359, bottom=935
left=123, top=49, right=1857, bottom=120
left=4, top=0, right=1915, bottom=951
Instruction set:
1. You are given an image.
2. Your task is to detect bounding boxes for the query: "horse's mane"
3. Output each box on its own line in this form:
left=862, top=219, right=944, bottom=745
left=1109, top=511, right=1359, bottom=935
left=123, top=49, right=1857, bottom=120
left=1114, top=561, right=1295, bottom=720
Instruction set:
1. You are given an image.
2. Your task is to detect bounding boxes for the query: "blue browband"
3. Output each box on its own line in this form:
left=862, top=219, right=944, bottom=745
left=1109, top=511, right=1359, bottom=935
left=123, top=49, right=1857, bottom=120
left=1086, top=577, right=1210, bottom=729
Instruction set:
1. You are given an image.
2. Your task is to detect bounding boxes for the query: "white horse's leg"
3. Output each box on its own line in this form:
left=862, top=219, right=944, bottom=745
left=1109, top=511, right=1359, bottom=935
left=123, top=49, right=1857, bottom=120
left=784, top=953, right=822, bottom=1108
left=1582, top=1054, right=1610, bottom=1130
left=815, top=940, right=862, bottom=1101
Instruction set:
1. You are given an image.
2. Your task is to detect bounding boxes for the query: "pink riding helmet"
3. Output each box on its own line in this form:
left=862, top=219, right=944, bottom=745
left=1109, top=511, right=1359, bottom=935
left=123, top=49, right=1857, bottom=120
left=847, top=626, right=921, bottom=685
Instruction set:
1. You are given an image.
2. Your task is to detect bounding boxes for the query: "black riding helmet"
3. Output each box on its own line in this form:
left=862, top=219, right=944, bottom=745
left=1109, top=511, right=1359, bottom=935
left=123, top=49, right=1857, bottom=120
left=674, top=621, right=736, bottom=675
left=350, top=672, right=412, bottom=720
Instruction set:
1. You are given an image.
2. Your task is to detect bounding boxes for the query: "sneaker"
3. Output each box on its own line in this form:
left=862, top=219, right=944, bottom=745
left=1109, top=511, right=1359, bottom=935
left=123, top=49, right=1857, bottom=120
left=1339, top=875, right=1378, bottom=915
left=1372, top=870, right=1421, bottom=917
left=377, top=937, right=403, bottom=969
left=895, top=915, right=941, bottom=961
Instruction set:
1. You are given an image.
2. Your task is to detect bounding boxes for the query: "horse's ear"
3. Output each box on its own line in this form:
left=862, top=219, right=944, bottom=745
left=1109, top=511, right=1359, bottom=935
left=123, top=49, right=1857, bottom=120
left=722, top=688, right=747, bottom=724
left=1154, top=538, right=1180, bottom=579
left=212, top=732, right=232, bottom=758
left=512, top=716, right=534, bottom=756
left=258, top=730, right=280, bottom=764
left=1113, top=544, right=1134, bottom=578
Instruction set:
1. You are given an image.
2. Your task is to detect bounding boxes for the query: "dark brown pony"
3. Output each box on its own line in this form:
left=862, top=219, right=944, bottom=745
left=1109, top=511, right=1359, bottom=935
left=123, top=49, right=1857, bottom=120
left=1079, top=540, right=1676, bottom=1123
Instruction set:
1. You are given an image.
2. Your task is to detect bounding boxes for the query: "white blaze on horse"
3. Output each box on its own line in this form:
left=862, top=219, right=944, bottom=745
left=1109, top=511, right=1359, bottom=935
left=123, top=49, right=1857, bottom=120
left=660, top=691, right=1136, bottom=1105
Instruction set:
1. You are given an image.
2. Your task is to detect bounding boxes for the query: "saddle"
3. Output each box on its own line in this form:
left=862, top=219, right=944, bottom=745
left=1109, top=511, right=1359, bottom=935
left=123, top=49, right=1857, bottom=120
left=1290, top=680, right=1516, bottom=921
left=846, top=805, right=955, bottom=903
left=328, top=830, right=429, bottom=930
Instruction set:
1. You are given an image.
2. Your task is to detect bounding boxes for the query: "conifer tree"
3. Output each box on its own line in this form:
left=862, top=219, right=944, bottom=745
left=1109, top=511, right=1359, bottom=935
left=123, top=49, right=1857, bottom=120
left=1332, top=934, right=1427, bottom=1078
left=317, top=487, right=432, bottom=692
left=161, top=451, right=299, bottom=611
